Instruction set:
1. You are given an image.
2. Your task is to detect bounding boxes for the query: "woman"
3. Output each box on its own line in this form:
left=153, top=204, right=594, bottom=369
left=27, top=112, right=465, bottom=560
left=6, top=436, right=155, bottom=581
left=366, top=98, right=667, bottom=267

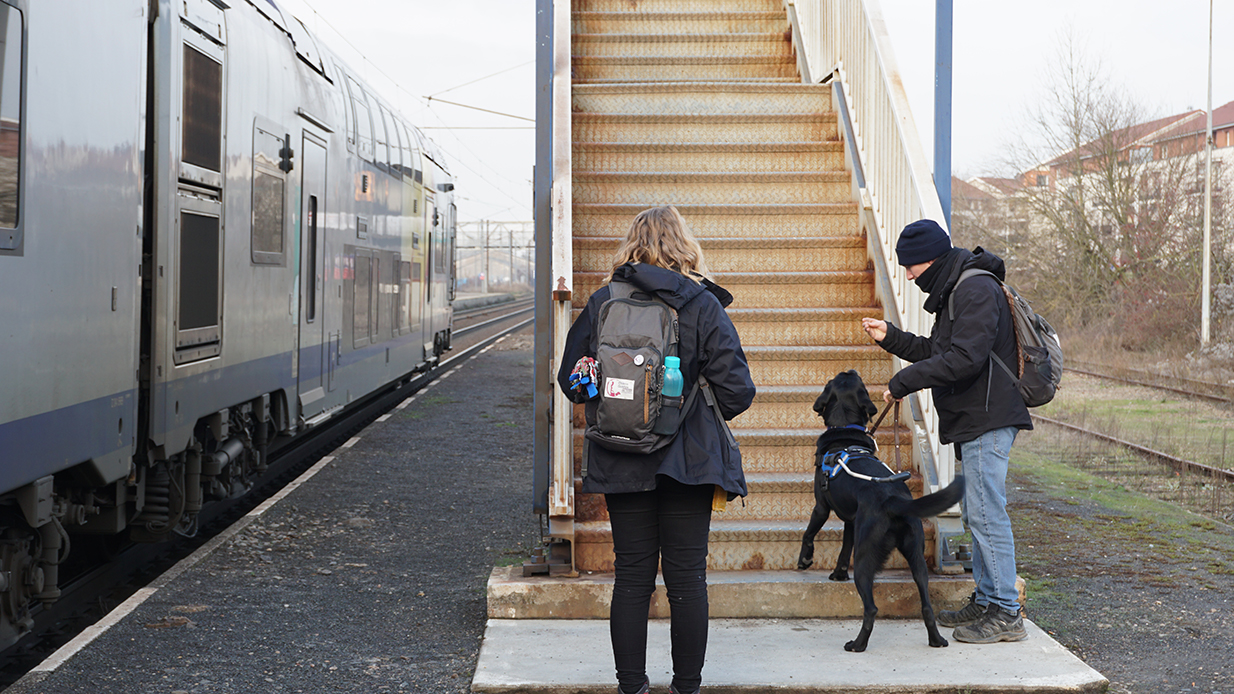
left=557, top=206, right=756, bottom=694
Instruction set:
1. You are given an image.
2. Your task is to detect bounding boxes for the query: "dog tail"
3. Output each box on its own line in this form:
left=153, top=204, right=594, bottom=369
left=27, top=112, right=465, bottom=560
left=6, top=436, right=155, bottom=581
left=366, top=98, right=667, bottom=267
left=885, top=475, right=965, bottom=518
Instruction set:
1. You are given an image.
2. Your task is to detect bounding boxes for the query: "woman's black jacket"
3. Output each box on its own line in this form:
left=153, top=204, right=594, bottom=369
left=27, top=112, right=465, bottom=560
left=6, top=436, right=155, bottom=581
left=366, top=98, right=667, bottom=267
left=556, top=263, right=756, bottom=497
left=877, top=248, right=1032, bottom=445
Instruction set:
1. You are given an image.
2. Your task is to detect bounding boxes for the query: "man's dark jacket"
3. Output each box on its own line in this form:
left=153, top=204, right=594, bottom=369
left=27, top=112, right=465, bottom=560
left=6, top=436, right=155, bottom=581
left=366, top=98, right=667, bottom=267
left=557, top=263, right=756, bottom=497
left=877, top=247, right=1032, bottom=445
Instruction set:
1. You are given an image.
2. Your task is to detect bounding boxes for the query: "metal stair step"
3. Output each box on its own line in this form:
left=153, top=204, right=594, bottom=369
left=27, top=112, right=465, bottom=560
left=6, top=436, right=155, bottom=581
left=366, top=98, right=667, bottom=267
left=574, top=518, right=929, bottom=572
left=572, top=171, right=850, bottom=205
left=573, top=82, right=830, bottom=116
left=573, top=141, right=845, bottom=173
left=573, top=202, right=859, bottom=239
left=573, top=54, right=797, bottom=81
left=733, top=427, right=918, bottom=477
left=571, top=270, right=875, bottom=309
left=573, top=0, right=784, bottom=14
left=728, top=307, right=877, bottom=346
left=573, top=236, right=866, bottom=273
left=573, top=33, right=793, bottom=58
left=573, top=10, right=789, bottom=35
left=744, top=345, right=892, bottom=386
left=574, top=113, right=837, bottom=143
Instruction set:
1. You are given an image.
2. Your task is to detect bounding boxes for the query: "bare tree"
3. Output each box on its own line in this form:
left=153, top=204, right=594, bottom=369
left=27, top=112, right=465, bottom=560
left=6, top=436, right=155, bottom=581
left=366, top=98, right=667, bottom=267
left=1000, top=32, right=1228, bottom=349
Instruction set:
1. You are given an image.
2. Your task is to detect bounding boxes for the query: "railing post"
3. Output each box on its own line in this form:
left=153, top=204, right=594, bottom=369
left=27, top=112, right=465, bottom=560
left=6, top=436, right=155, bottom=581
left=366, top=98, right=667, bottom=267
left=547, top=0, right=576, bottom=568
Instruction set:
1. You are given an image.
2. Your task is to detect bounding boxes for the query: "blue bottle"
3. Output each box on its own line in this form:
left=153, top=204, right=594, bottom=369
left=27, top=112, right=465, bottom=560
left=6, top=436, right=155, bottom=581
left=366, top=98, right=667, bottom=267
left=652, top=356, right=684, bottom=435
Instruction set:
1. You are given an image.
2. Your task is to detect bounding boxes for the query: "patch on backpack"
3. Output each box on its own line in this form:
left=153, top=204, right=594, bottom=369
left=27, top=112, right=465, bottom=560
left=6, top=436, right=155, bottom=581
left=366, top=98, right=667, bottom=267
left=603, top=377, right=635, bottom=400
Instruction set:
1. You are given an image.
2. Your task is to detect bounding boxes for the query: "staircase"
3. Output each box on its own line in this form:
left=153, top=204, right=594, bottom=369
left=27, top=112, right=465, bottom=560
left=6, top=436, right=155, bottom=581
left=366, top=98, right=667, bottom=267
left=567, top=0, right=940, bottom=590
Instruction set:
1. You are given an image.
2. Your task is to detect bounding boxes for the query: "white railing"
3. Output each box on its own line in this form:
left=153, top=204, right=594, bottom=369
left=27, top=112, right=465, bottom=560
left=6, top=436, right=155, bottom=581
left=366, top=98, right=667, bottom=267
left=786, top=0, right=957, bottom=489
left=548, top=0, right=575, bottom=537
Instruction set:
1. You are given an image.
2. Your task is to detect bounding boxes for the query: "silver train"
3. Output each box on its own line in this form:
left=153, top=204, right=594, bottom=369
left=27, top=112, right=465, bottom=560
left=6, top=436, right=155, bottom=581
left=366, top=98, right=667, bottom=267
left=0, top=0, right=456, bottom=645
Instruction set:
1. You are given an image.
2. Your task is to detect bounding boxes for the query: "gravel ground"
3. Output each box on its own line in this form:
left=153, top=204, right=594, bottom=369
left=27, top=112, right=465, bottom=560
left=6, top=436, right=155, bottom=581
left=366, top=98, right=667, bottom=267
left=7, top=330, right=539, bottom=694
left=1010, top=428, right=1234, bottom=694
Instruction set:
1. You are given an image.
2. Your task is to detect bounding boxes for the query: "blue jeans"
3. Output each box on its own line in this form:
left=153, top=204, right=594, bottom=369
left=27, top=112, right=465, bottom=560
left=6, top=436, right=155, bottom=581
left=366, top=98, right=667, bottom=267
left=606, top=477, right=713, bottom=694
left=959, top=426, right=1020, bottom=614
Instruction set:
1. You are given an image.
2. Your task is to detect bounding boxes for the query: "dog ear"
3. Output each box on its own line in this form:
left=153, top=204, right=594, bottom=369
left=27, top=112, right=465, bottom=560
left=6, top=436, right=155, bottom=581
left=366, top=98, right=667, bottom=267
left=813, top=381, right=834, bottom=417
left=857, top=383, right=878, bottom=422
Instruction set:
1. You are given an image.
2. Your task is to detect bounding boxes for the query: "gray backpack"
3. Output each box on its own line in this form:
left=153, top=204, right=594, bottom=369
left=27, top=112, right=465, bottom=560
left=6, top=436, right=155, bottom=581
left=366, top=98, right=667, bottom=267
left=950, top=269, right=1063, bottom=407
left=584, top=281, right=700, bottom=454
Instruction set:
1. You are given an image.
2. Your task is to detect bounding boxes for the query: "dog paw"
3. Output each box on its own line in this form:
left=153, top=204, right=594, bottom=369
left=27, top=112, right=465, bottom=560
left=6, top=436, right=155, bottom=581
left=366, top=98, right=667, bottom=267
left=797, top=557, right=813, bottom=570
left=843, top=640, right=866, bottom=653
left=828, top=570, right=849, bottom=582
left=930, top=636, right=949, bottom=648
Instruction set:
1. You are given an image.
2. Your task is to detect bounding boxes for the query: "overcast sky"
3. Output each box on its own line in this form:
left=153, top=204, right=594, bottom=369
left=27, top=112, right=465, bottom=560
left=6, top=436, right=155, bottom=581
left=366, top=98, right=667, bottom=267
left=273, top=0, right=1230, bottom=222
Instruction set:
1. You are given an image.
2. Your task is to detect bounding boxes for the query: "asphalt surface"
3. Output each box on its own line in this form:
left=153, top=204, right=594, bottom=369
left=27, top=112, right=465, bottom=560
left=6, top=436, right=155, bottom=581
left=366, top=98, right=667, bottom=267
left=8, top=330, right=538, bottom=694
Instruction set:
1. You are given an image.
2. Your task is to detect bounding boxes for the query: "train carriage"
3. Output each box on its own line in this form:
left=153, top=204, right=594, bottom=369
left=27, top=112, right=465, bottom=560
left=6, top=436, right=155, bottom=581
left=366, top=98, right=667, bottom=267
left=0, top=0, right=455, bottom=646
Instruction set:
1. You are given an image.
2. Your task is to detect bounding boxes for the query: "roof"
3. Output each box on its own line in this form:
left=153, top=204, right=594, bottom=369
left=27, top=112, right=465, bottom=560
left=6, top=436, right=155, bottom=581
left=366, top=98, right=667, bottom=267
left=1158, top=99, right=1234, bottom=139
left=952, top=176, right=994, bottom=201
left=1045, top=109, right=1206, bottom=166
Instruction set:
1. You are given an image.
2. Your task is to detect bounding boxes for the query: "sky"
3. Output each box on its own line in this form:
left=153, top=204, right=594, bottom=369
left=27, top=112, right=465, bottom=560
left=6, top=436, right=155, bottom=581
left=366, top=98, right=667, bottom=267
left=878, top=0, right=1234, bottom=179
left=271, top=0, right=1231, bottom=222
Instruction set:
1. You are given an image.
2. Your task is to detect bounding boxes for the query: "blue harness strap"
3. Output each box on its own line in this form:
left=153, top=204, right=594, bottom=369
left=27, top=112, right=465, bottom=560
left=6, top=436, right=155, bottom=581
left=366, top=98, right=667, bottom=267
left=818, top=446, right=911, bottom=484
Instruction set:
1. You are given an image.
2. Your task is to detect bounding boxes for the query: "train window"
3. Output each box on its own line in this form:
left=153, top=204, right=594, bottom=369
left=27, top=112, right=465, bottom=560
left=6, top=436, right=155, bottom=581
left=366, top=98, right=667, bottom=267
left=398, top=259, right=411, bottom=333
left=0, top=5, right=22, bottom=235
left=387, top=110, right=402, bottom=171
left=176, top=210, right=222, bottom=360
left=182, top=45, right=222, bottom=174
left=353, top=250, right=371, bottom=347
left=251, top=128, right=286, bottom=264
left=397, top=120, right=418, bottom=180
left=346, top=77, right=373, bottom=162
left=374, top=104, right=391, bottom=170
left=306, top=195, right=318, bottom=321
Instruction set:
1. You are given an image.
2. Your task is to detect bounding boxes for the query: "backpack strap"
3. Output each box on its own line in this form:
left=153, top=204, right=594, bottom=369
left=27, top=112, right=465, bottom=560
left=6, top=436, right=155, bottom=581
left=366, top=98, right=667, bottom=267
left=947, top=268, right=1020, bottom=381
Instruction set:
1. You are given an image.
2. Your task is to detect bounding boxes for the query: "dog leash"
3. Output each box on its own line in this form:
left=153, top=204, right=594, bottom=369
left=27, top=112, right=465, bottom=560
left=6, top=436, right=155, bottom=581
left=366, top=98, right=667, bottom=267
left=866, top=400, right=903, bottom=472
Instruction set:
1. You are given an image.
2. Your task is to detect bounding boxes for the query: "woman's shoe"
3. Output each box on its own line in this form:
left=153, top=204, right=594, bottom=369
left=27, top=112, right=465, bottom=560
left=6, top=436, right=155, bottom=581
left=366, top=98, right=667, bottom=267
left=669, top=685, right=699, bottom=694
left=619, top=680, right=649, bottom=694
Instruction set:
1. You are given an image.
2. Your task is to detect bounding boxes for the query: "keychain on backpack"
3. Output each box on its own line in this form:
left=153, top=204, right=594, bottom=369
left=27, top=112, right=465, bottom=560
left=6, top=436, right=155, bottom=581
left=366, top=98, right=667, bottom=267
left=569, top=356, right=599, bottom=400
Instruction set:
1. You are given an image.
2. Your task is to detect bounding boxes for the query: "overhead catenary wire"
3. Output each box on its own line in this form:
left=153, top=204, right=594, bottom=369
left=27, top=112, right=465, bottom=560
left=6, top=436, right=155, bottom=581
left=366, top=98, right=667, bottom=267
left=289, top=0, right=533, bottom=214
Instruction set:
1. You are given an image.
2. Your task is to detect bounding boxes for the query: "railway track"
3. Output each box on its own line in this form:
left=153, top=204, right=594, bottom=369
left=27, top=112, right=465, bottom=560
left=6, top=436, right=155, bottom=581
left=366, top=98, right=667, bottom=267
left=0, top=299, right=533, bottom=687
left=1065, top=360, right=1234, bottom=405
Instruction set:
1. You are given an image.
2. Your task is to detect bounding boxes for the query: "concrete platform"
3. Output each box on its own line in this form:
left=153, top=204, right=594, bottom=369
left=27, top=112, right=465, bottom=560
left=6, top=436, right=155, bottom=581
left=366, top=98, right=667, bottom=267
left=472, top=618, right=1109, bottom=693
left=488, top=566, right=978, bottom=619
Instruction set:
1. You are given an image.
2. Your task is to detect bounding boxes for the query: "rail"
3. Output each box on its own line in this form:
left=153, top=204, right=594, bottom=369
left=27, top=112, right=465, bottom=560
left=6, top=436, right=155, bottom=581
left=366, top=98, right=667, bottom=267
left=785, top=0, right=956, bottom=490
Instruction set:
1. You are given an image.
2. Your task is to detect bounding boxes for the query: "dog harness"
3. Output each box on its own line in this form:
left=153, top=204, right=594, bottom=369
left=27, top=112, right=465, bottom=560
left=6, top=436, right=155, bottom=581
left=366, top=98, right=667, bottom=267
left=818, top=446, right=911, bottom=484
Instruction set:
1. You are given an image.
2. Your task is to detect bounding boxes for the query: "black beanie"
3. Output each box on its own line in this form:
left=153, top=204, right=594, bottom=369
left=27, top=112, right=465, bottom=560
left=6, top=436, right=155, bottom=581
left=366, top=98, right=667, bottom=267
left=895, top=219, right=952, bottom=266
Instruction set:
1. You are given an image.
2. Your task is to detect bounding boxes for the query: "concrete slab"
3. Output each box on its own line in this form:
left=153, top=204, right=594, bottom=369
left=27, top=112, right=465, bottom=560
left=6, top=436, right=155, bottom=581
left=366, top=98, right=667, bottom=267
left=489, top=567, right=977, bottom=620
left=472, top=618, right=1108, bottom=693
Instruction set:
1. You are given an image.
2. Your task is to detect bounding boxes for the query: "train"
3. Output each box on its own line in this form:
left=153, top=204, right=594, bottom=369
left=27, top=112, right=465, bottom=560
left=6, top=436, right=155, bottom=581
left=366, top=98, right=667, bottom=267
left=0, top=0, right=457, bottom=646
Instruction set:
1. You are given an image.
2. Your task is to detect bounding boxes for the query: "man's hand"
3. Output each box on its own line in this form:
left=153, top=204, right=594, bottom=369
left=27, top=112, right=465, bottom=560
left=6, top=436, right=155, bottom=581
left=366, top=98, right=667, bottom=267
left=862, top=317, right=887, bottom=343
left=882, top=389, right=899, bottom=404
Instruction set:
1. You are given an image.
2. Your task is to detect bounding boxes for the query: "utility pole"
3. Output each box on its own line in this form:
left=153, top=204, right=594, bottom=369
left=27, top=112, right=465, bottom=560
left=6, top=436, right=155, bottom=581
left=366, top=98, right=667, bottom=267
left=935, top=0, right=953, bottom=228
left=1202, top=0, right=1213, bottom=344
left=482, top=219, right=490, bottom=295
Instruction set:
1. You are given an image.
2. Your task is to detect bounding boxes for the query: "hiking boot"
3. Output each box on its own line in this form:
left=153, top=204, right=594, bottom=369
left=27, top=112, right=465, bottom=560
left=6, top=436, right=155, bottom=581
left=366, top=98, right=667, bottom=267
left=937, top=592, right=986, bottom=627
left=952, top=604, right=1028, bottom=643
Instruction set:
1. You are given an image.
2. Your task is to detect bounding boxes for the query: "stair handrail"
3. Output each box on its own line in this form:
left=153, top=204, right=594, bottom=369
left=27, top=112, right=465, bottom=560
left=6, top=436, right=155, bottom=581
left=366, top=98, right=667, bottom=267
left=533, top=0, right=576, bottom=566
left=784, top=0, right=957, bottom=490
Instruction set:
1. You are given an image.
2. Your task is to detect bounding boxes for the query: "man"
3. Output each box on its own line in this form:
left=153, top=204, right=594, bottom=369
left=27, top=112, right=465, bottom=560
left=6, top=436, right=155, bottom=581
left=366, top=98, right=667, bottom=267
left=860, top=219, right=1032, bottom=644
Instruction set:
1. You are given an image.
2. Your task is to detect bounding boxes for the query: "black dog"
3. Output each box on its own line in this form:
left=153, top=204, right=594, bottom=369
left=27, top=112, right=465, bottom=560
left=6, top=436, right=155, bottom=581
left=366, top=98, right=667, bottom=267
left=796, top=370, right=964, bottom=652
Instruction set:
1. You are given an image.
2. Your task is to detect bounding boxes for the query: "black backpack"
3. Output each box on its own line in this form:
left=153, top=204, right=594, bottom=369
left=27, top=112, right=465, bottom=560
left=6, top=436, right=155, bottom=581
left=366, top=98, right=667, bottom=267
left=950, top=269, right=1063, bottom=407
left=584, top=281, right=700, bottom=454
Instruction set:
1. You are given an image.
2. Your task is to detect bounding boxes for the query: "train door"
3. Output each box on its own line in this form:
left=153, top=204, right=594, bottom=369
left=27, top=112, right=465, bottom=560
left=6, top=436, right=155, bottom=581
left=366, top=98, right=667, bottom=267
left=297, top=133, right=328, bottom=420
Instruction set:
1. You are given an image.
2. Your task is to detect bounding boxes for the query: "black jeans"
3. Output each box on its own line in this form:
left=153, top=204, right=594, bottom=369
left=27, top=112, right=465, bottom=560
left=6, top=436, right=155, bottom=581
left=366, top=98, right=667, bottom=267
left=605, top=476, right=713, bottom=694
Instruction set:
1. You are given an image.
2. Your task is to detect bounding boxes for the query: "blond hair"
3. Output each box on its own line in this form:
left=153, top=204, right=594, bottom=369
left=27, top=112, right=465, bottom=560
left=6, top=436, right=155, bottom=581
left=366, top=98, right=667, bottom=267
left=606, top=206, right=709, bottom=283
